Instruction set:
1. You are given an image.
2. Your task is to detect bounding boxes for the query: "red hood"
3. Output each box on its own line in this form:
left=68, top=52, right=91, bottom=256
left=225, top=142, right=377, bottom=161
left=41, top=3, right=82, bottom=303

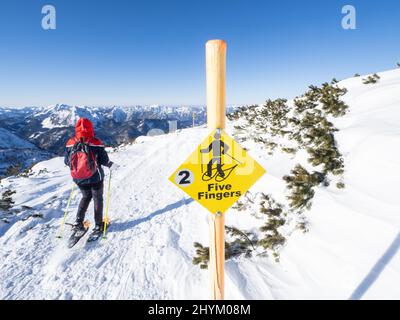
left=75, top=118, right=95, bottom=140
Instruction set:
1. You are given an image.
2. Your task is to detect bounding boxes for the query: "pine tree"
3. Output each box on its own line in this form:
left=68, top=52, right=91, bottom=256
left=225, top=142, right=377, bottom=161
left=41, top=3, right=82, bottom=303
left=192, top=242, right=209, bottom=269
left=258, top=99, right=290, bottom=137
left=5, top=163, right=23, bottom=177
left=283, top=165, right=325, bottom=210
left=225, top=226, right=257, bottom=259
left=0, top=189, right=16, bottom=212
left=192, top=225, right=258, bottom=269
left=363, top=74, right=380, bottom=84
left=258, top=194, right=286, bottom=257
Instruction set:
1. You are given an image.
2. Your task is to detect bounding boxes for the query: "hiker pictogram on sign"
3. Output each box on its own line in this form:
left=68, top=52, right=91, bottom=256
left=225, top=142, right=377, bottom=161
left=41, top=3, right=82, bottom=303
left=169, top=129, right=266, bottom=214
left=200, top=131, right=242, bottom=182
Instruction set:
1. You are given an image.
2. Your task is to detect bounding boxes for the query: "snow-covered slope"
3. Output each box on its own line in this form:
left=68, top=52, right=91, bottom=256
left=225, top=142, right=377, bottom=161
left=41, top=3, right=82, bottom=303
left=276, top=69, right=400, bottom=299
left=0, top=69, right=399, bottom=299
left=0, top=128, right=51, bottom=176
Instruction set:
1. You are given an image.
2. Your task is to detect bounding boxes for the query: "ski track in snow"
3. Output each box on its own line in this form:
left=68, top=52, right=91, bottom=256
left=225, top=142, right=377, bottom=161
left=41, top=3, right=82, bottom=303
left=1, top=69, right=400, bottom=299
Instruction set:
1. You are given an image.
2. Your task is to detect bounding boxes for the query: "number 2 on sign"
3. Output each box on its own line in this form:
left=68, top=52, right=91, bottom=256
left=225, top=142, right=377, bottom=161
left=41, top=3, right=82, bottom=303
left=175, top=169, right=194, bottom=187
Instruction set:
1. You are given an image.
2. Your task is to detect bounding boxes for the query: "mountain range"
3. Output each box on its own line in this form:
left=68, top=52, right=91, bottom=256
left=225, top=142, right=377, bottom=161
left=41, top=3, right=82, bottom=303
left=0, top=104, right=213, bottom=177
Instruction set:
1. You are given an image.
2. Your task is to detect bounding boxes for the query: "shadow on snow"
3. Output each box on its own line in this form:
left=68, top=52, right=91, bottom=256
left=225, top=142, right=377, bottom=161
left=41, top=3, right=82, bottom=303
left=110, top=198, right=194, bottom=233
left=349, top=231, right=400, bottom=300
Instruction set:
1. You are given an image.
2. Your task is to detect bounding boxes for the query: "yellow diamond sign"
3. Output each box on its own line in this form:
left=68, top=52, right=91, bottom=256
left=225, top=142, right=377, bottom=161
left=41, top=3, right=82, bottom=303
left=169, top=129, right=266, bottom=214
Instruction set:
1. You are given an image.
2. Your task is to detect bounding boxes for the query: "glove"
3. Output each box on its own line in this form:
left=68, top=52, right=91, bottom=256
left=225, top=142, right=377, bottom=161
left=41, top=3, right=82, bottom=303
left=107, top=161, right=120, bottom=172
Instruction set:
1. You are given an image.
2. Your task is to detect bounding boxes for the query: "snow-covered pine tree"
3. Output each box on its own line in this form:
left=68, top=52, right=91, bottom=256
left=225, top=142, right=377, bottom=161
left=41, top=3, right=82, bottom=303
left=363, top=73, right=381, bottom=84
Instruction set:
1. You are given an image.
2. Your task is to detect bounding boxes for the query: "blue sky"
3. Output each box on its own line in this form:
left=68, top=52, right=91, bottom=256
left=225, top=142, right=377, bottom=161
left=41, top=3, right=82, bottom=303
left=0, top=0, right=399, bottom=107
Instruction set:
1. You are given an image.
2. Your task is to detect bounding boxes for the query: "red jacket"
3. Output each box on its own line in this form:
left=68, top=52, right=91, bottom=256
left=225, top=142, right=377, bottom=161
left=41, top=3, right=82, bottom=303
left=64, top=118, right=110, bottom=185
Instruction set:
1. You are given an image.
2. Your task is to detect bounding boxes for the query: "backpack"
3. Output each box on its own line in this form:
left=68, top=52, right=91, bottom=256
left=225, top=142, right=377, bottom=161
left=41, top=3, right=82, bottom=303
left=69, top=139, right=98, bottom=180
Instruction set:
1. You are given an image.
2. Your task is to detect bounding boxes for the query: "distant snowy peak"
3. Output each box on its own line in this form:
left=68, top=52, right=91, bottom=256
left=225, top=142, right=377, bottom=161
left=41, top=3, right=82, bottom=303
left=39, top=104, right=102, bottom=129
left=110, top=107, right=127, bottom=122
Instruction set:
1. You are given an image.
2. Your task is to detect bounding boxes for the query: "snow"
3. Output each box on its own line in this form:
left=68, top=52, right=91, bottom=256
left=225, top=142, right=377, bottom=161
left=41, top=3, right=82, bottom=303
left=1, top=69, right=400, bottom=299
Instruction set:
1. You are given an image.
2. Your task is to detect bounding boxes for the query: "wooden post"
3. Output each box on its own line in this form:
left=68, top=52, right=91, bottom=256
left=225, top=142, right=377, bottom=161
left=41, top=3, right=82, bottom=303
left=206, top=39, right=226, bottom=300
left=206, top=40, right=226, bottom=129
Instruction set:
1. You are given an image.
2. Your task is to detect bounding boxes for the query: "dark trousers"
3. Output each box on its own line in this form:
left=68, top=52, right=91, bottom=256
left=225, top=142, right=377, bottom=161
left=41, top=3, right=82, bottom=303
left=76, top=182, right=104, bottom=226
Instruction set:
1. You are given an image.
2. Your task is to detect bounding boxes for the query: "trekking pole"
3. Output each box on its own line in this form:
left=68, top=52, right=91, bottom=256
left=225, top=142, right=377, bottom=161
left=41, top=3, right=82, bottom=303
left=102, top=169, right=112, bottom=239
left=56, top=183, right=76, bottom=239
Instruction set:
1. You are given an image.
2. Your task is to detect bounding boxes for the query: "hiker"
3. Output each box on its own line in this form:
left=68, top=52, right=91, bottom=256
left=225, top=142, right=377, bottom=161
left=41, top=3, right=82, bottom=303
left=64, top=118, right=113, bottom=238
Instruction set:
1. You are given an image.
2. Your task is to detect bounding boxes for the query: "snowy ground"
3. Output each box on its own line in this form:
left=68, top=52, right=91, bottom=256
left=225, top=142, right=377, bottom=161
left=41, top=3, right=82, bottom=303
left=0, top=69, right=399, bottom=300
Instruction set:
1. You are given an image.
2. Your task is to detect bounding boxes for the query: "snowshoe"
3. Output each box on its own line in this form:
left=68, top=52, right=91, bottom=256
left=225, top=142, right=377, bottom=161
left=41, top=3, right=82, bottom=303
left=87, top=221, right=109, bottom=243
left=67, top=221, right=90, bottom=248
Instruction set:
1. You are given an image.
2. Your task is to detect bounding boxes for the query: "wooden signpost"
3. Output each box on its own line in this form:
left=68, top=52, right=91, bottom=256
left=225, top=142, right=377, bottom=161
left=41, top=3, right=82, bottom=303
left=169, top=39, right=265, bottom=300
left=206, top=39, right=227, bottom=300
